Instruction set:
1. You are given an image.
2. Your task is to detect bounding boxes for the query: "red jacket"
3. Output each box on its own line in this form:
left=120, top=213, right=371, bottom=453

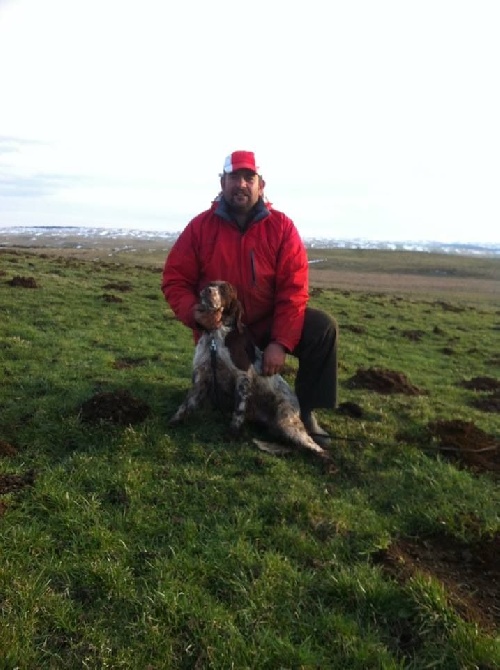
left=162, top=197, right=309, bottom=352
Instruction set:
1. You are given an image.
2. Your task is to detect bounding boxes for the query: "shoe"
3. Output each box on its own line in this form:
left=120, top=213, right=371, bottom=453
left=301, top=411, right=332, bottom=448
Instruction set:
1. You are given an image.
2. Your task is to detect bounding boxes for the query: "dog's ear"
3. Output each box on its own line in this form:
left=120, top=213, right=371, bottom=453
left=224, top=296, right=244, bottom=332
left=220, top=282, right=245, bottom=332
left=219, top=282, right=237, bottom=305
left=234, top=300, right=244, bottom=333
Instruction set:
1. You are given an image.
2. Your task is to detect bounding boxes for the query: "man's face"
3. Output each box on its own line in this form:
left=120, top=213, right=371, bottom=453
left=221, top=169, right=263, bottom=213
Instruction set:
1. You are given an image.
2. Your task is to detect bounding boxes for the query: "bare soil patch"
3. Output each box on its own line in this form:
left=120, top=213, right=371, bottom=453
left=0, top=439, right=17, bottom=457
left=0, top=470, right=35, bottom=496
left=79, top=389, right=151, bottom=425
left=342, top=324, right=367, bottom=335
left=401, top=329, right=425, bottom=341
left=7, top=275, right=39, bottom=288
left=336, top=401, right=364, bottom=418
left=0, top=470, right=35, bottom=516
left=459, top=376, right=500, bottom=392
left=113, top=357, right=149, bottom=370
left=101, top=293, right=123, bottom=303
left=457, top=377, right=500, bottom=414
left=348, top=367, right=426, bottom=395
left=426, top=419, right=499, bottom=474
left=0, top=443, right=32, bottom=516
left=470, top=390, right=500, bottom=413
left=373, top=532, right=500, bottom=633
left=309, top=268, right=499, bottom=302
left=102, top=281, right=133, bottom=292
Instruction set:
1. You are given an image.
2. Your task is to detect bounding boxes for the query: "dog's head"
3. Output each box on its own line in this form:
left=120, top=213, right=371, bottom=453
left=199, top=281, right=244, bottom=332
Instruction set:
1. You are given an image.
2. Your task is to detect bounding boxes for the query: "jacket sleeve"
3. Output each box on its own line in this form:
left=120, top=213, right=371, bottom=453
left=271, top=216, right=309, bottom=352
left=161, top=221, right=200, bottom=331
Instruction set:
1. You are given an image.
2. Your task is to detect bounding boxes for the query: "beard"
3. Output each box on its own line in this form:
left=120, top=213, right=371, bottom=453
left=229, top=190, right=251, bottom=210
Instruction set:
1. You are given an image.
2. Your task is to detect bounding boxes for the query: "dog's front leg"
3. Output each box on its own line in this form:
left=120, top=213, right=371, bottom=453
left=169, top=365, right=211, bottom=425
left=230, top=373, right=251, bottom=435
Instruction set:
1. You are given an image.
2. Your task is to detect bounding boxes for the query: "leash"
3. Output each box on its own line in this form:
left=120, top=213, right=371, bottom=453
left=209, top=334, right=221, bottom=408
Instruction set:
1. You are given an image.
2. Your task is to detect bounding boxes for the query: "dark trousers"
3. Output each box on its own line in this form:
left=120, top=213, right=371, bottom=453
left=259, top=307, right=338, bottom=412
left=291, top=308, right=338, bottom=412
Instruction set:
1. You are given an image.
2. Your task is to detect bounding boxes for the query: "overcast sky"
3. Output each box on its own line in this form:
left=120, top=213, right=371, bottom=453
left=1, top=0, right=499, bottom=243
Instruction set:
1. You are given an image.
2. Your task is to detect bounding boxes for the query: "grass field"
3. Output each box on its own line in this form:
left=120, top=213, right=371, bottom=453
left=0, top=240, right=498, bottom=669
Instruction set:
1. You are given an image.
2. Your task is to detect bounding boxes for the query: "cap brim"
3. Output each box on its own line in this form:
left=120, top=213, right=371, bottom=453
left=224, top=163, right=258, bottom=174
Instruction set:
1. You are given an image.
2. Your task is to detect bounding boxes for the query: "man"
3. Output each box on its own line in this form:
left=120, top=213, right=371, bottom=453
left=162, top=150, right=338, bottom=447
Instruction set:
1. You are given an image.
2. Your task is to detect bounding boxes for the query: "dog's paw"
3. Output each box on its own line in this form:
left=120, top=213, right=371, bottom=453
left=252, top=439, right=292, bottom=456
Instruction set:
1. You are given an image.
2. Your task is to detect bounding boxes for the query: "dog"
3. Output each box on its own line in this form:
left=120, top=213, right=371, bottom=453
left=169, top=281, right=332, bottom=464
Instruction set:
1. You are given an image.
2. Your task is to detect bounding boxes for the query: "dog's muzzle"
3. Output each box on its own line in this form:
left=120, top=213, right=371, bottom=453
left=200, top=285, right=222, bottom=312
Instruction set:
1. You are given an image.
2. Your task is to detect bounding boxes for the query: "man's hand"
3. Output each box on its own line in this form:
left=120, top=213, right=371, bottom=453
left=262, top=342, right=286, bottom=376
left=194, top=305, right=222, bottom=331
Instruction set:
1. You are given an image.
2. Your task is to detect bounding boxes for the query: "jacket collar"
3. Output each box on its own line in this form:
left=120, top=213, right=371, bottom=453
left=214, top=196, right=270, bottom=228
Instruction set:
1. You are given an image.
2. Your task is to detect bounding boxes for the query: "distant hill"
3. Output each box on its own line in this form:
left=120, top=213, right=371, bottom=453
left=1, top=225, right=499, bottom=257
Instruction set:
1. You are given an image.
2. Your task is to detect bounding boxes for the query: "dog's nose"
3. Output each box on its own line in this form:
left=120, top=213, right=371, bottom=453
left=203, top=285, right=222, bottom=309
left=206, top=287, right=218, bottom=301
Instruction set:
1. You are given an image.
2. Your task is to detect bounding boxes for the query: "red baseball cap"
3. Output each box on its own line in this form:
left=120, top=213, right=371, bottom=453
left=222, top=150, right=260, bottom=174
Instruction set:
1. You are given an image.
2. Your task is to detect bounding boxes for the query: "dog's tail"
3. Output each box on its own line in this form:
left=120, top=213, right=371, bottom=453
left=253, top=435, right=335, bottom=473
left=265, top=410, right=334, bottom=464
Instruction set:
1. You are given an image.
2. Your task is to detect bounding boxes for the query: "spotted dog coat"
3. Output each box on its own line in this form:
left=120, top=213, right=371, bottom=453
left=169, top=281, right=331, bottom=462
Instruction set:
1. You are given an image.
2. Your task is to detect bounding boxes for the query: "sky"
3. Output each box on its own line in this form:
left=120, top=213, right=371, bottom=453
left=0, top=0, right=499, bottom=243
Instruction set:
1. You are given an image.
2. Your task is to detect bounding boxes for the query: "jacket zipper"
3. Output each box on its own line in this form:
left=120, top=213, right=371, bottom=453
left=250, top=250, right=257, bottom=286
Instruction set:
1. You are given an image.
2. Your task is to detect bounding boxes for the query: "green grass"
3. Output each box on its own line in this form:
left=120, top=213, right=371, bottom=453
left=0, top=247, right=498, bottom=669
left=306, top=247, right=499, bottom=279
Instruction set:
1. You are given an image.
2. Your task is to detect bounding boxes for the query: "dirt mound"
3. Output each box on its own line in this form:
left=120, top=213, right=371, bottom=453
left=0, top=470, right=35, bottom=496
left=459, top=376, right=500, bottom=392
left=102, top=281, right=133, bottom=292
left=470, top=390, right=500, bottom=413
left=342, top=324, right=366, bottom=334
left=7, top=275, right=39, bottom=288
left=401, top=329, right=425, bottom=341
left=427, top=419, right=499, bottom=473
left=373, top=532, right=500, bottom=632
left=102, top=293, right=123, bottom=303
left=433, top=301, right=465, bottom=313
left=113, top=357, right=148, bottom=370
left=458, top=377, right=500, bottom=414
left=0, top=439, right=17, bottom=457
left=79, top=389, right=151, bottom=425
left=0, top=468, right=36, bottom=516
left=336, top=401, right=364, bottom=418
left=348, top=367, right=425, bottom=395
